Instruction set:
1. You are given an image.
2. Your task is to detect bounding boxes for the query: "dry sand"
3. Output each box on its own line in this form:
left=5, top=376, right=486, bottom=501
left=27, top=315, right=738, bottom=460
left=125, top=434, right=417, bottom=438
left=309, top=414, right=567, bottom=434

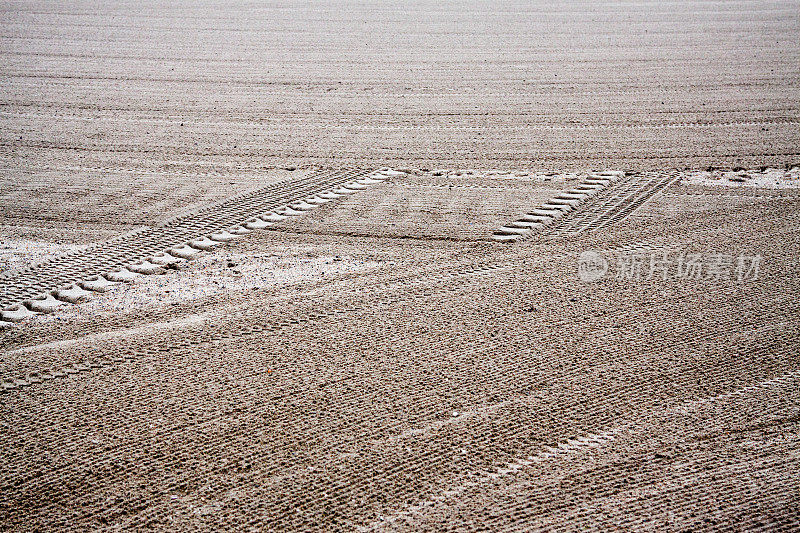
left=1, top=1, right=799, bottom=531
left=2, top=0, right=798, bottom=181
left=2, top=168, right=798, bottom=531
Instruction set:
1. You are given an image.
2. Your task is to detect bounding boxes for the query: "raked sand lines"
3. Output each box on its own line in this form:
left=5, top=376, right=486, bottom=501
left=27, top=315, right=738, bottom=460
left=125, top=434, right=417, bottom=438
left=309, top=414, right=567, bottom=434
left=367, top=368, right=800, bottom=531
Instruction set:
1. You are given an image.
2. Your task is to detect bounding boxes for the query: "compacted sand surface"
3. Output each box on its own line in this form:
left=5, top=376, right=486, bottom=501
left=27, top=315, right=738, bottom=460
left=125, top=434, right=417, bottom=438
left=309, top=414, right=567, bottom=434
left=1, top=1, right=799, bottom=531
left=1, top=170, right=799, bottom=530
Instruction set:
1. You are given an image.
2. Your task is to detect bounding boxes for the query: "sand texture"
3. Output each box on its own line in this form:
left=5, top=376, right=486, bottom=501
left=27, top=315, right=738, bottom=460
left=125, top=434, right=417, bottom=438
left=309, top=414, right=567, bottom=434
left=1, top=1, right=799, bottom=531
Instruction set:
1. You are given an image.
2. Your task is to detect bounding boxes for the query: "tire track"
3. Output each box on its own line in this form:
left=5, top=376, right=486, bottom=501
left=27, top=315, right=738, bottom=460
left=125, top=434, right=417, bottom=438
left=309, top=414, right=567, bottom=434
left=491, top=172, right=623, bottom=242
left=0, top=168, right=387, bottom=315
left=542, top=172, right=681, bottom=237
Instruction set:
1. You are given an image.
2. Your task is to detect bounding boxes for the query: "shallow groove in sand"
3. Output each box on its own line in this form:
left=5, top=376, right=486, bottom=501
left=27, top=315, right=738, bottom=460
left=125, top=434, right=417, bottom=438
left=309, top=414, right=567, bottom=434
left=368, top=369, right=800, bottom=531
